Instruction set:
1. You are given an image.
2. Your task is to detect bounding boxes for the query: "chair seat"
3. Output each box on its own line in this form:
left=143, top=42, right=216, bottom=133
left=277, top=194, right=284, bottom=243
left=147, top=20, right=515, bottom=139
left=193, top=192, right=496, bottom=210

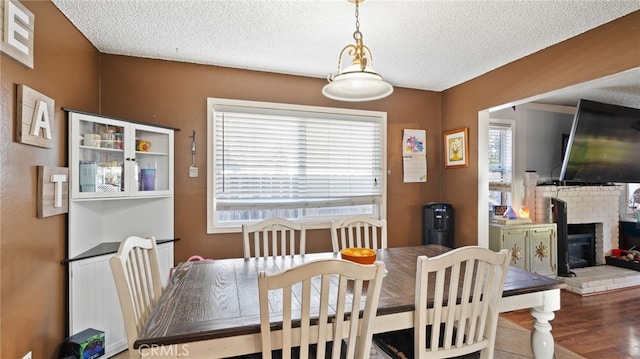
left=277, top=341, right=350, bottom=359
left=373, top=327, right=480, bottom=359
left=228, top=341, right=349, bottom=359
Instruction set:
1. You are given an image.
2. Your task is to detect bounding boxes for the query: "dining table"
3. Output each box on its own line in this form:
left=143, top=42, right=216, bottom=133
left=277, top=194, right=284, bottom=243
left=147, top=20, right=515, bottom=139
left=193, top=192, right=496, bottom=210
left=135, top=245, right=566, bottom=358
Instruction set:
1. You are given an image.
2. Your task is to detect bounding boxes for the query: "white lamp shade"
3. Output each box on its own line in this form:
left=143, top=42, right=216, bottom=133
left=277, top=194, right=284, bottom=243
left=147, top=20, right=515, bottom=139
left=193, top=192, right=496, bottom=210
left=323, top=65, right=393, bottom=102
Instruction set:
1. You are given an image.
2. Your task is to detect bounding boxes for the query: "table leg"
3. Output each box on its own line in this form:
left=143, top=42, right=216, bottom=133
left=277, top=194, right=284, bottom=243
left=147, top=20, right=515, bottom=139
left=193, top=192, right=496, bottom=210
left=529, top=307, right=555, bottom=359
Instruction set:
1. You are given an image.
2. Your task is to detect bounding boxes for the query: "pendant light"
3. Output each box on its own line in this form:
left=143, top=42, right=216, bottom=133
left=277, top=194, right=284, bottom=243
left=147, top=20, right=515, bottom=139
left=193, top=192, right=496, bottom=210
left=322, top=0, right=393, bottom=102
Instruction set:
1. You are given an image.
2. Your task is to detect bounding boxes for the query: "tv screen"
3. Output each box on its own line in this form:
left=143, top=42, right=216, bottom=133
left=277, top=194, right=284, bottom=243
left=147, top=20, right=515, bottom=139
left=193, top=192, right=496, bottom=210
left=560, top=99, right=640, bottom=184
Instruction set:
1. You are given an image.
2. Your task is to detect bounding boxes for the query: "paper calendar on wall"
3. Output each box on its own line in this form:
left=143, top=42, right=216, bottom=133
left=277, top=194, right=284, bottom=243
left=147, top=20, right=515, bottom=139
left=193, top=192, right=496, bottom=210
left=402, top=129, right=427, bottom=183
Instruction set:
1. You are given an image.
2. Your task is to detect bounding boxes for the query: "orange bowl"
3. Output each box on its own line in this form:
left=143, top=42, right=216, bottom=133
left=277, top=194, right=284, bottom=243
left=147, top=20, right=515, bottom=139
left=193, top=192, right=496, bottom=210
left=340, top=247, right=377, bottom=265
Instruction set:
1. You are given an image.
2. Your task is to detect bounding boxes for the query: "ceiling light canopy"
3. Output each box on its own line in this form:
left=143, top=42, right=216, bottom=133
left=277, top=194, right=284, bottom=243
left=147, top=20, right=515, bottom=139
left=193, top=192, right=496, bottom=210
left=322, top=0, right=393, bottom=102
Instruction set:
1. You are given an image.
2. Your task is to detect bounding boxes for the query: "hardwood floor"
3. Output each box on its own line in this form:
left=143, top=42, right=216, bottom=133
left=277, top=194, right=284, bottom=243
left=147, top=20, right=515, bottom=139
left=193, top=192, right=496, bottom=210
left=501, top=287, right=640, bottom=359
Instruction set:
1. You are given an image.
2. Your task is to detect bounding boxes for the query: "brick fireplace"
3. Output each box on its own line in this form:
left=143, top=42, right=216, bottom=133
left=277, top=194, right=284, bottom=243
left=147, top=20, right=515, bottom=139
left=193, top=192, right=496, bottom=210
left=532, top=185, right=621, bottom=266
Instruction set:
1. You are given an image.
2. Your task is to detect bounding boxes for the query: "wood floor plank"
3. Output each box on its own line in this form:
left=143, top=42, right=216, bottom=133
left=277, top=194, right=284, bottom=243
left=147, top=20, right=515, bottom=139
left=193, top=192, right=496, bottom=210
left=501, top=287, right=640, bottom=359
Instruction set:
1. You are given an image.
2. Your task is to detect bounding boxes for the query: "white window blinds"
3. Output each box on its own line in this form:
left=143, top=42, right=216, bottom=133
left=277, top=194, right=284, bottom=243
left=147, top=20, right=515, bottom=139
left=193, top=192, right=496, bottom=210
left=208, top=99, right=386, bottom=231
left=488, top=123, right=513, bottom=187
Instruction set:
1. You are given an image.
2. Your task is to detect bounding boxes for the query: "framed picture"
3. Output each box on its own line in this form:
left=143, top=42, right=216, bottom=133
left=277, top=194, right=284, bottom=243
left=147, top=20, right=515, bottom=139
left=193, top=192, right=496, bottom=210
left=444, top=127, right=469, bottom=168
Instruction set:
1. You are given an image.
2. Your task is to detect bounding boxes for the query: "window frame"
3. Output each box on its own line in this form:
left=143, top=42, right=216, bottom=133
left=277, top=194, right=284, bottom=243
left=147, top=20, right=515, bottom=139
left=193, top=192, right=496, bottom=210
left=206, top=98, right=387, bottom=234
left=623, top=183, right=640, bottom=219
left=488, top=119, right=515, bottom=207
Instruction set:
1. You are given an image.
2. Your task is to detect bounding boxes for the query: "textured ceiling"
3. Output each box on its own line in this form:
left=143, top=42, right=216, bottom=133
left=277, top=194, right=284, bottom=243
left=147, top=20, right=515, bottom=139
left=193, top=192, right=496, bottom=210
left=52, top=0, right=640, bottom=107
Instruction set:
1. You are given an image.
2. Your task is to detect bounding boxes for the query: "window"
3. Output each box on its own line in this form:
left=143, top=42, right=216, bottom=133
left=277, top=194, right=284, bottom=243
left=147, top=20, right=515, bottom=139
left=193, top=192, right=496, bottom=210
left=488, top=121, right=513, bottom=207
left=207, top=98, right=387, bottom=233
left=627, top=183, right=640, bottom=211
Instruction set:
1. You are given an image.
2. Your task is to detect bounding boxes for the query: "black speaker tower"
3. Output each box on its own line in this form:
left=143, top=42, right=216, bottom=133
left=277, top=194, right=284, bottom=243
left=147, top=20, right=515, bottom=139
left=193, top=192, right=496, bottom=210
left=552, top=198, right=576, bottom=277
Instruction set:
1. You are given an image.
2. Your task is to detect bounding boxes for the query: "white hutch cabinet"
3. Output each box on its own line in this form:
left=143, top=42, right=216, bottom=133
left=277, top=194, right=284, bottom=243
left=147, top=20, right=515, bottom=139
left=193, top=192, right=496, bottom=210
left=63, top=109, right=177, bottom=357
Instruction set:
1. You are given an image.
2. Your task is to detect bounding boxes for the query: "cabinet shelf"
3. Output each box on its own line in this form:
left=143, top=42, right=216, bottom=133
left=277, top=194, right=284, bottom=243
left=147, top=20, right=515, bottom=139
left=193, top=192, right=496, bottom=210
left=70, top=194, right=172, bottom=202
left=136, top=150, right=169, bottom=156
left=79, top=145, right=124, bottom=152
left=62, top=238, right=179, bottom=264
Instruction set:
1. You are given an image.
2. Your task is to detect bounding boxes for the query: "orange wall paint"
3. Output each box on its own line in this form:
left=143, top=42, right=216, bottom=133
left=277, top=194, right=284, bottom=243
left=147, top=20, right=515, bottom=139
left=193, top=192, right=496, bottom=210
left=0, top=2, right=100, bottom=358
left=1, top=2, right=638, bottom=357
left=98, top=56, right=442, bottom=261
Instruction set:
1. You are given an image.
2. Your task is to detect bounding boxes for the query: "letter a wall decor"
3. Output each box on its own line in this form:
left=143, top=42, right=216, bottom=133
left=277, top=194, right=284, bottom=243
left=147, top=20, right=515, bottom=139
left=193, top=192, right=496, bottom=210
left=16, top=84, right=55, bottom=148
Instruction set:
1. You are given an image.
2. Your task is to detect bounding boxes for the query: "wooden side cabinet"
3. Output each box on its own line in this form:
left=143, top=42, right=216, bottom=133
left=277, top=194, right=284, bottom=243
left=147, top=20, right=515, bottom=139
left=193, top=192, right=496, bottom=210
left=489, top=223, right=557, bottom=276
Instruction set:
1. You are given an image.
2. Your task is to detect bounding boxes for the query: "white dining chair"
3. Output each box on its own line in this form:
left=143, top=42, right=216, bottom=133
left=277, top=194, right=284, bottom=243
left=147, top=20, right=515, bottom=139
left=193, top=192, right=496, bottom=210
left=109, top=236, right=163, bottom=359
left=242, top=218, right=306, bottom=259
left=330, top=216, right=387, bottom=252
left=258, top=258, right=385, bottom=359
left=373, top=246, right=511, bottom=359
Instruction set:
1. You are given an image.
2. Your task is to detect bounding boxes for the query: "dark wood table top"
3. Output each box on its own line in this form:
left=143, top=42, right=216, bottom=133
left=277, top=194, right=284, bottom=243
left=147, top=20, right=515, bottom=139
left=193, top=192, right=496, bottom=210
left=135, top=245, right=565, bottom=349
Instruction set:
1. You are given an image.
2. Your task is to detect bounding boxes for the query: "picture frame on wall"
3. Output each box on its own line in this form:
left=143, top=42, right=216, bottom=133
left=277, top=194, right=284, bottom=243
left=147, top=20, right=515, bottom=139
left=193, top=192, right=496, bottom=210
left=444, top=127, right=469, bottom=169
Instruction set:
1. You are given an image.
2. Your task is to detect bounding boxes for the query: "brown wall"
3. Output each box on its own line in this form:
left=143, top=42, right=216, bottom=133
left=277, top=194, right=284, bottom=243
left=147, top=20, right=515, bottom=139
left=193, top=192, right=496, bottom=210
left=1, top=2, right=638, bottom=358
left=440, top=11, right=640, bottom=247
left=0, top=2, right=100, bottom=358
left=98, top=56, right=442, bottom=261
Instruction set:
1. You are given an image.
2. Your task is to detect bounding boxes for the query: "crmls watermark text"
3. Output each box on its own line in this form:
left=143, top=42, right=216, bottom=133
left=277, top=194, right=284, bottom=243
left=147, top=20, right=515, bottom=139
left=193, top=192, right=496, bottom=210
left=138, top=344, right=190, bottom=357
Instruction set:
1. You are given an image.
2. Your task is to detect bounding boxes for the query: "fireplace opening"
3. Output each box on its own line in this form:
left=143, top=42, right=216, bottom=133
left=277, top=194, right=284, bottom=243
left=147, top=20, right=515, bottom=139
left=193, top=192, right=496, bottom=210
left=568, top=224, right=596, bottom=268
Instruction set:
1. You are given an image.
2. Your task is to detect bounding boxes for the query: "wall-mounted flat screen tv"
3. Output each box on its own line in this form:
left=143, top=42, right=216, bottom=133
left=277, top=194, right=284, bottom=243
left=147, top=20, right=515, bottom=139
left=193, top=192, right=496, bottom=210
left=560, top=99, right=640, bottom=184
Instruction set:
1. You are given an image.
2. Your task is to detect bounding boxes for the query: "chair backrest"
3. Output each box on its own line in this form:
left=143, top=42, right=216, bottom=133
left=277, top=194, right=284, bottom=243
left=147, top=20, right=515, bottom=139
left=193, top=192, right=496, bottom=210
left=109, top=236, right=163, bottom=358
left=242, top=218, right=306, bottom=259
left=414, top=246, right=511, bottom=359
left=258, top=259, right=385, bottom=359
left=330, top=216, right=387, bottom=252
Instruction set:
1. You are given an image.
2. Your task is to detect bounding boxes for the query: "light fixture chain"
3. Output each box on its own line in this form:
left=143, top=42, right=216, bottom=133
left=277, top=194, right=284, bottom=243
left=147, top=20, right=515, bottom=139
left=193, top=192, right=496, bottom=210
left=354, top=1, right=360, bottom=34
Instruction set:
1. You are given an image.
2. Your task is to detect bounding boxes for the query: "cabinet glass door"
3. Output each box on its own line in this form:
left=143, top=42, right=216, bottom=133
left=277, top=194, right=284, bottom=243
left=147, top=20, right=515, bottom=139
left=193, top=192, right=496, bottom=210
left=72, top=114, right=127, bottom=198
left=132, top=124, right=173, bottom=196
